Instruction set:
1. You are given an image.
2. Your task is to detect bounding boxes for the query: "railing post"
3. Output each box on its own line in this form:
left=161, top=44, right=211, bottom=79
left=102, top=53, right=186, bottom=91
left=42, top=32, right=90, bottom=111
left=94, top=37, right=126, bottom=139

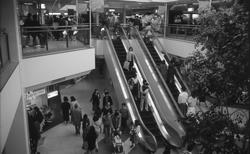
left=46, top=27, right=48, bottom=51
left=66, top=27, right=69, bottom=48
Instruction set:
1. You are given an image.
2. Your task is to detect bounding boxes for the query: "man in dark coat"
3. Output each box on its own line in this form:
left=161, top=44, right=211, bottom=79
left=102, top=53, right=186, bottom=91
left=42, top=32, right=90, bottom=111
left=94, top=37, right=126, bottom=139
left=61, top=96, right=71, bottom=124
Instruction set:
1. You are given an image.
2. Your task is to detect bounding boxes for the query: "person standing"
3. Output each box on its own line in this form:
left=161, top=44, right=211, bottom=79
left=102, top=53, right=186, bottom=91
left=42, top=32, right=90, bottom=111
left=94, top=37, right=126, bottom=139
left=71, top=103, right=82, bottom=135
left=125, top=47, right=135, bottom=72
left=85, top=126, right=98, bottom=154
left=102, top=112, right=112, bottom=142
left=61, top=96, right=71, bottom=124
left=103, top=91, right=113, bottom=108
left=82, top=114, right=90, bottom=149
left=177, top=87, right=189, bottom=116
left=158, top=60, right=168, bottom=79
left=28, top=111, right=40, bottom=154
left=33, top=106, right=44, bottom=133
left=186, top=92, right=198, bottom=117
left=90, top=89, right=101, bottom=112
left=128, top=73, right=140, bottom=101
left=129, top=120, right=141, bottom=149
left=111, top=110, right=122, bottom=134
left=120, top=103, right=129, bottom=132
left=140, top=80, right=149, bottom=111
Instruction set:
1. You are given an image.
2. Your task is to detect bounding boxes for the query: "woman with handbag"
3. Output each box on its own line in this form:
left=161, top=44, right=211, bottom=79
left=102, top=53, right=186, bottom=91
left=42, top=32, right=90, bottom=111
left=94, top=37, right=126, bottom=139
left=123, top=47, right=134, bottom=71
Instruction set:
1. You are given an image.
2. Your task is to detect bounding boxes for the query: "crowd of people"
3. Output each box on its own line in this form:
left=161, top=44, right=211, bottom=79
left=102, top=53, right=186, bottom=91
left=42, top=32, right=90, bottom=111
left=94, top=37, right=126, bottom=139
left=59, top=90, right=141, bottom=154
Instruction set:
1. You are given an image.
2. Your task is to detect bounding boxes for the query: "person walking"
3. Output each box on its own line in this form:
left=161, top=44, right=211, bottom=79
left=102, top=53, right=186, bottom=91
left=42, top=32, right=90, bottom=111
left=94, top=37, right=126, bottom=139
left=90, top=89, right=101, bottom=112
left=85, top=126, right=98, bottom=154
left=93, top=114, right=102, bottom=152
left=120, top=103, right=129, bottom=132
left=71, top=103, right=82, bottom=135
left=177, top=87, right=189, bottom=116
left=61, top=96, right=71, bottom=124
left=82, top=114, right=90, bottom=149
left=140, top=80, right=149, bottom=111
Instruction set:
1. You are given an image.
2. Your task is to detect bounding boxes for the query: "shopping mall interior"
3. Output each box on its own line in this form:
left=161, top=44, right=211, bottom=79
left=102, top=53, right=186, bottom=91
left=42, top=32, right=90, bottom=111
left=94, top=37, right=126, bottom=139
left=0, top=0, right=249, bottom=154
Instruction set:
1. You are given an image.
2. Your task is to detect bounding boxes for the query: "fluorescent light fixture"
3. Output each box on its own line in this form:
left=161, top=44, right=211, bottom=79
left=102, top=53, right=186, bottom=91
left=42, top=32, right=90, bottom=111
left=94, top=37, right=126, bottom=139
left=174, top=76, right=182, bottom=93
left=24, top=2, right=33, bottom=5
left=109, top=9, right=115, bottom=12
left=127, top=103, right=136, bottom=122
left=188, top=7, right=194, bottom=12
left=145, top=59, right=157, bottom=81
left=192, top=14, right=199, bottom=19
left=47, top=90, right=58, bottom=98
left=115, top=68, right=128, bottom=99
left=64, top=13, right=68, bottom=15
left=49, top=13, right=61, bottom=15
left=41, top=3, right=46, bottom=9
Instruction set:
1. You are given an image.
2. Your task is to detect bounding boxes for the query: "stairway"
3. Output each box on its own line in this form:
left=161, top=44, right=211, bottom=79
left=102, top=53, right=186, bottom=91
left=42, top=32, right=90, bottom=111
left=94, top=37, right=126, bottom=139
left=112, top=38, right=165, bottom=147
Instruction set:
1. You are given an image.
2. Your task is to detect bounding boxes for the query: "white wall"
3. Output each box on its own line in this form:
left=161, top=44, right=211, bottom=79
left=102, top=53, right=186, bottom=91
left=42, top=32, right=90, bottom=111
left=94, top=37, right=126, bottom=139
left=0, top=65, right=22, bottom=151
left=4, top=99, right=29, bottom=154
left=21, top=48, right=95, bottom=88
left=158, top=38, right=196, bottom=58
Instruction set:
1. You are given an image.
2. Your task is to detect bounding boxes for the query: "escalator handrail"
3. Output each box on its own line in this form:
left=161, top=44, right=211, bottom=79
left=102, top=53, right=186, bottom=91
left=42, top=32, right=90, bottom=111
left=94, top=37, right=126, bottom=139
left=131, top=26, right=185, bottom=118
left=105, top=27, right=158, bottom=152
left=151, top=30, right=191, bottom=95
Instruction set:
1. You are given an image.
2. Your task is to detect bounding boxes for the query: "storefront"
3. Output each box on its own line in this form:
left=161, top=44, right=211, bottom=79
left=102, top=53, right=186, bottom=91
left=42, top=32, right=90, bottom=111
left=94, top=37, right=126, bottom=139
left=26, top=84, right=63, bottom=132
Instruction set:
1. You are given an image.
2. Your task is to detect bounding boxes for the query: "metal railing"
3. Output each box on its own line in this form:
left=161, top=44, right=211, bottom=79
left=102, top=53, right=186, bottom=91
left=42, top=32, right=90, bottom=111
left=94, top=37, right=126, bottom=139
left=0, top=29, right=10, bottom=68
left=164, top=24, right=199, bottom=40
left=21, top=24, right=100, bottom=57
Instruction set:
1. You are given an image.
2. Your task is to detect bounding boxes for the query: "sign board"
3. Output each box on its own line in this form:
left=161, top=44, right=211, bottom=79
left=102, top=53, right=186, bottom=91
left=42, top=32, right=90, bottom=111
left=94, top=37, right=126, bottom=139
left=78, top=3, right=88, bottom=14
left=90, top=0, right=104, bottom=13
left=26, top=89, right=46, bottom=100
left=198, top=0, right=211, bottom=12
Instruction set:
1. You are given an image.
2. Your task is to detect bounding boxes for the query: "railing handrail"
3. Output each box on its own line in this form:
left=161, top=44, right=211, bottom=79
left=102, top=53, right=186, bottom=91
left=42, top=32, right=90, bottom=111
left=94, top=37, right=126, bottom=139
left=151, top=30, right=192, bottom=96
left=105, top=27, right=158, bottom=152
left=0, top=30, right=10, bottom=68
left=167, top=24, right=200, bottom=27
left=132, top=26, right=185, bottom=119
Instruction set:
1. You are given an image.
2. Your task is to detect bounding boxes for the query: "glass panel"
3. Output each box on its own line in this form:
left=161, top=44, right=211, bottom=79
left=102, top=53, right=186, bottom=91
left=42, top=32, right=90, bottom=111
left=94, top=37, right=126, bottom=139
left=21, top=25, right=90, bottom=57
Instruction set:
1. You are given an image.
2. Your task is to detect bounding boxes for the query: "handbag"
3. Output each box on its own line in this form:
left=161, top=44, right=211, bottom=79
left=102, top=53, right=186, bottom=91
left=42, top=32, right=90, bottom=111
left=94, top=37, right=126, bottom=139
left=123, top=61, right=130, bottom=71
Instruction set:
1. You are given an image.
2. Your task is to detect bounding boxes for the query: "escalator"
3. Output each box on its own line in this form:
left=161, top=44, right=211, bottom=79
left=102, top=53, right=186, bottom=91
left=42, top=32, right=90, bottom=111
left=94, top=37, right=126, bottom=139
left=143, top=39, right=180, bottom=100
left=121, top=25, right=186, bottom=147
left=112, top=38, right=165, bottom=146
left=103, top=28, right=158, bottom=152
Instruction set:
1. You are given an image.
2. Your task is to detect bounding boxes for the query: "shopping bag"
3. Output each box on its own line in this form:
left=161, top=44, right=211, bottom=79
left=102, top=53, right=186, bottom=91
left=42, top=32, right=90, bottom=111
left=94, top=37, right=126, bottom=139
left=123, top=61, right=130, bottom=71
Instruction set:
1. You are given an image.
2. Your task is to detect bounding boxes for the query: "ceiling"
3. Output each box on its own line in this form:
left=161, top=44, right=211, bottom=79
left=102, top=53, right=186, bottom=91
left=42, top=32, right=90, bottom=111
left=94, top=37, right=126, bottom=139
left=18, top=0, right=198, bottom=9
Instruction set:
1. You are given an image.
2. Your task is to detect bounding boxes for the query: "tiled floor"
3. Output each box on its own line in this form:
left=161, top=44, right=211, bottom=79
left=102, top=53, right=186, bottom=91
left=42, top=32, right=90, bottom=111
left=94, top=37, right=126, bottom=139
left=37, top=70, right=150, bottom=154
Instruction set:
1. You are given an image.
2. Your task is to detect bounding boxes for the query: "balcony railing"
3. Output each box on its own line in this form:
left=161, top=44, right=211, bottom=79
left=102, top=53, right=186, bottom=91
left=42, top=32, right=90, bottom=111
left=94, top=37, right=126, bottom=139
left=21, top=24, right=100, bottom=57
left=0, top=29, right=10, bottom=68
left=155, top=24, right=200, bottom=41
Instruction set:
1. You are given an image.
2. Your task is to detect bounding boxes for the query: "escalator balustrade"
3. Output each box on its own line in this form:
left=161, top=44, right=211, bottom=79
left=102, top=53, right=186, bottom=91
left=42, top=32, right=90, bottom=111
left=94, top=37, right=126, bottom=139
left=143, top=40, right=179, bottom=101
left=112, top=38, right=165, bottom=147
